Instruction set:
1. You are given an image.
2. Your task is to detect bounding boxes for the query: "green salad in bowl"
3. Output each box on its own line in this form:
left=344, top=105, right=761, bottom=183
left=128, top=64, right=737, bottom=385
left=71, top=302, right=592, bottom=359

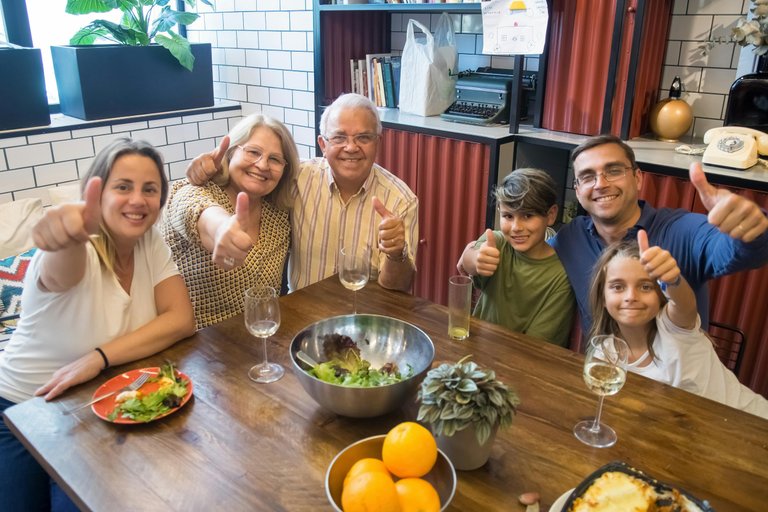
left=309, top=333, right=414, bottom=387
left=290, top=314, right=435, bottom=418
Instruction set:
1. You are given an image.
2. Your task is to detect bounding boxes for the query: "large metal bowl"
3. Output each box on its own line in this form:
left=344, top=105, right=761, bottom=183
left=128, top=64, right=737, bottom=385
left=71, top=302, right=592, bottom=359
left=289, top=314, right=435, bottom=418
left=325, top=435, right=456, bottom=512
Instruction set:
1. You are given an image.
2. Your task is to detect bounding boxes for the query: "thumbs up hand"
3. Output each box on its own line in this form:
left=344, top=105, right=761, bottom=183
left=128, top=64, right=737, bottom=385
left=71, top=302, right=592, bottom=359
left=373, top=197, right=407, bottom=260
left=690, top=162, right=768, bottom=242
left=475, top=229, right=501, bottom=276
left=187, top=136, right=230, bottom=185
left=637, top=229, right=680, bottom=285
left=32, top=177, right=103, bottom=252
left=213, top=192, right=254, bottom=270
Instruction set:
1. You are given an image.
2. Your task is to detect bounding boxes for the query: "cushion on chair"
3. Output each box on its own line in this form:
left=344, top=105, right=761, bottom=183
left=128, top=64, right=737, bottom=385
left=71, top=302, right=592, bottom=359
left=0, top=198, right=43, bottom=259
left=0, top=248, right=36, bottom=318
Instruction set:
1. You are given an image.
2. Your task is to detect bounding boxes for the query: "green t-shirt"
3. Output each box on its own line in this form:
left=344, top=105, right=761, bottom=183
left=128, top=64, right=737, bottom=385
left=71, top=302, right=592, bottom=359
left=472, top=230, right=575, bottom=347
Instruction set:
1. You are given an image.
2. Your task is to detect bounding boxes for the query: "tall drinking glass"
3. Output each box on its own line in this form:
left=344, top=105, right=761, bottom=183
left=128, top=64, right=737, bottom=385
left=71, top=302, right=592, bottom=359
left=338, top=245, right=370, bottom=314
left=244, top=286, right=284, bottom=383
left=448, top=275, right=472, bottom=340
left=573, top=335, right=629, bottom=448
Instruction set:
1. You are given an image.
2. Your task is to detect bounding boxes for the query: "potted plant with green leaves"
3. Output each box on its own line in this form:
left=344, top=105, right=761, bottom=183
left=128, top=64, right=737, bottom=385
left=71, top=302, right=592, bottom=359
left=416, top=355, right=520, bottom=470
left=51, top=0, right=215, bottom=120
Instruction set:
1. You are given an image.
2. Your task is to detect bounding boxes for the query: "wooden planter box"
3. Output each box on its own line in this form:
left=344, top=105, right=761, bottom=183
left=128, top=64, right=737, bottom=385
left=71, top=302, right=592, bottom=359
left=51, top=43, right=214, bottom=120
left=0, top=47, right=50, bottom=131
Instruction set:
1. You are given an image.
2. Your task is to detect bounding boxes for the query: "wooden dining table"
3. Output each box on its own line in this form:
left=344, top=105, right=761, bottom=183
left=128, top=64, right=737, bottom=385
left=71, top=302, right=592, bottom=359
left=4, top=277, right=768, bottom=511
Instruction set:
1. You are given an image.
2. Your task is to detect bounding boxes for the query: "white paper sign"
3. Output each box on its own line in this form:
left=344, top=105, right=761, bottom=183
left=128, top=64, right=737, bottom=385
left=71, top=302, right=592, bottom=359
left=481, top=0, right=549, bottom=55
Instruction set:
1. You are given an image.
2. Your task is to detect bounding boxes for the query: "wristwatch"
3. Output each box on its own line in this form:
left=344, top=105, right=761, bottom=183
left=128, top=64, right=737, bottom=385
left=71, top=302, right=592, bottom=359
left=387, top=242, right=409, bottom=263
left=658, top=275, right=682, bottom=295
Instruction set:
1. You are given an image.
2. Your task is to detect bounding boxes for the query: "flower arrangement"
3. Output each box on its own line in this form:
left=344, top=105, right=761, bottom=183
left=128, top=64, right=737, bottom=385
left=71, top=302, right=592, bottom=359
left=703, top=1, right=768, bottom=56
left=416, top=355, right=520, bottom=445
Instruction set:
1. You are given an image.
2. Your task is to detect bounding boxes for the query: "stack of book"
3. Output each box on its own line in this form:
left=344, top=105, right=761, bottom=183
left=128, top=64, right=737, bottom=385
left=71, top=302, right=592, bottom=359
left=349, top=53, right=402, bottom=108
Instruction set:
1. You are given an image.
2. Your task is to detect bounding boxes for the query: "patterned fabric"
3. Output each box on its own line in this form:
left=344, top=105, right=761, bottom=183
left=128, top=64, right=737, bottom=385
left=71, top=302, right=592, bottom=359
left=162, top=180, right=290, bottom=329
left=288, top=158, right=418, bottom=292
left=0, top=248, right=36, bottom=318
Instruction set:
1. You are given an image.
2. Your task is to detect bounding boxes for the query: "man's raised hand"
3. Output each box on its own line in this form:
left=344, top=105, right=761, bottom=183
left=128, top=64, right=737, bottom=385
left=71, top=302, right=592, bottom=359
left=690, top=162, right=768, bottom=242
left=373, top=197, right=406, bottom=259
left=187, top=136, right=230, bottom=185
left=32, top=177, right=102, bottom=251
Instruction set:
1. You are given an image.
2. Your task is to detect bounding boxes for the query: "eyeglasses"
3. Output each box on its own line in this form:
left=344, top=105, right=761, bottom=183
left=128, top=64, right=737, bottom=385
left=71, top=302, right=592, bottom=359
left=573, top=165, right=633, bottom=188
left=237, top=145, right=287, bottom=171
left=322, top=133, right=379, bottom=147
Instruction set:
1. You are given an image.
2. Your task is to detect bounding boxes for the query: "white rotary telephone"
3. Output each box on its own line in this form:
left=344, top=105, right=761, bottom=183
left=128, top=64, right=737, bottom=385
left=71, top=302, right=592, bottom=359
left=702, top=126, right=768, bottom=170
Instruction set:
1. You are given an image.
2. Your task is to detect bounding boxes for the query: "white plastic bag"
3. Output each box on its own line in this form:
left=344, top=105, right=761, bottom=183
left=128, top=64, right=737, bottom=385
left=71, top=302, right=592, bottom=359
left=398, top=14, right=458, bottom=117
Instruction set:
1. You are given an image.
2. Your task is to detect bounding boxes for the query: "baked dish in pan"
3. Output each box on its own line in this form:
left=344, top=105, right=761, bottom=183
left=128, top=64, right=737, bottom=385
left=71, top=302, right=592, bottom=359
left=562, top=461, right=714, bottom=512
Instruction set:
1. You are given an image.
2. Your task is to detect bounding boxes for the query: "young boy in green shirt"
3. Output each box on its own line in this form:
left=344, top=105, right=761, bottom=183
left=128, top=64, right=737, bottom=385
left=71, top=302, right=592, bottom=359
left=457, top=168, right=575, bottom=346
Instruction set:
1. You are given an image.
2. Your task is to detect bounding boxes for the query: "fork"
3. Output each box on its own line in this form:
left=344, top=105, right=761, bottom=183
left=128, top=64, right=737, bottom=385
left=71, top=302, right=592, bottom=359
left=62, top=372, right=150, bottom=415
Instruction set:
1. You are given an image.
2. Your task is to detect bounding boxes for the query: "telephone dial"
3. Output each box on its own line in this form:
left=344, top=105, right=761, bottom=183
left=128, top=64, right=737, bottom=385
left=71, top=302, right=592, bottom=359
left=702, top=126, right=768, bottom=170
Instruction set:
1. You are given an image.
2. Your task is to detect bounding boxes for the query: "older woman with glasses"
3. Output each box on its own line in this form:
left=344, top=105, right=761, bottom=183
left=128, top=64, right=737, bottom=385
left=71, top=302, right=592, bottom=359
left=186, top=94, right=419, bottom=295
left=162, top=114, right=299, bottom=328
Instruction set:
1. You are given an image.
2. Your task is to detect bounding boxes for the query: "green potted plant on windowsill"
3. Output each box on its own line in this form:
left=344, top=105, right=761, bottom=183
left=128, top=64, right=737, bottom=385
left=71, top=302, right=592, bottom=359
left=416, top=355, right=520, bottom=471
left=51, top=0, right=215, bottom=121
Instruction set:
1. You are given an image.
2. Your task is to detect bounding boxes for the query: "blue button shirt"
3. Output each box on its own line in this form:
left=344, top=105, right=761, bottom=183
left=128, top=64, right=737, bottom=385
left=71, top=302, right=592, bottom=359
left=551, top=200, right=768, bottom=333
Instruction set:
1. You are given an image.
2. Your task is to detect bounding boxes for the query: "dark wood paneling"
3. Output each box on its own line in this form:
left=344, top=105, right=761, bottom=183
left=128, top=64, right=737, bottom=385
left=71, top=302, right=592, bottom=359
left=320, top=11, right=390, bottom=104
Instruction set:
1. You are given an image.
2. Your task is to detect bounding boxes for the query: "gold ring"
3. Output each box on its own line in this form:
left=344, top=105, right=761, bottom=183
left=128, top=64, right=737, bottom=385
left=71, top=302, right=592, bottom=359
left=224, top=257, right=235, bottom=266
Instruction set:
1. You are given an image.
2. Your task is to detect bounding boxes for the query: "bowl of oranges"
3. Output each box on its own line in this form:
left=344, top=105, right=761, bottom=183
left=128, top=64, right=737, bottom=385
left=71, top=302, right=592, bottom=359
left=326, top=422, right=456, bottom=512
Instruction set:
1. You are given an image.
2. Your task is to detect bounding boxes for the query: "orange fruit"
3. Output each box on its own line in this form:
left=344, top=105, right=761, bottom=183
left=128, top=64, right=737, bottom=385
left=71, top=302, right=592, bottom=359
left=344, top=457, right=391, bottom=488
left=382, top=422, right=438, bottom=478
left=395, top=478, right=441, bottom=512
left=341, top=471, right=401, bottom=512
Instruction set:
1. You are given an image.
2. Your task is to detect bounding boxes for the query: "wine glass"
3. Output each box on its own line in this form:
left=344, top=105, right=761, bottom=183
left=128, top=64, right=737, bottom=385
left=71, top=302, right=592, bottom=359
left=244, top=286, right=284, bottom=383
left=573, top=335, right=629, bottom=448
left=338, top=245, right=371, bottom=314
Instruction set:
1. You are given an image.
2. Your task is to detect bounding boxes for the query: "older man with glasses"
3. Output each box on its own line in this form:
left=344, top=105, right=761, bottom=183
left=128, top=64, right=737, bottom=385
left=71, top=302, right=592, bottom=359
left=551, top=134, right=768, bottom=333
left=187, top=93, right=418, bottom=293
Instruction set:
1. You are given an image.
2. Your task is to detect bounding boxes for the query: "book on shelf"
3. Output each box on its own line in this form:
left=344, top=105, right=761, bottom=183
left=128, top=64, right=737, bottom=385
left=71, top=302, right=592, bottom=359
left=381, top=60, right=395, bottom=108
left=357, top=58, right=368, bottom=98
left=349, top=59, right=359, bottom=94
left=365, top=53, right=392, bottom=107
left=390, top=56, right=401, bottom=107
left=365, top=53, right=402, bottom=108
left=375, top=58, right=387, bottom=106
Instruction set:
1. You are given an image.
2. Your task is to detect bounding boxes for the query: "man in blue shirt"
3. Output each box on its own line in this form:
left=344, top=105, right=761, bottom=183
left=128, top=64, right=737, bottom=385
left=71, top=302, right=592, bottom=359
left=551, top=134, right=768, bottom=332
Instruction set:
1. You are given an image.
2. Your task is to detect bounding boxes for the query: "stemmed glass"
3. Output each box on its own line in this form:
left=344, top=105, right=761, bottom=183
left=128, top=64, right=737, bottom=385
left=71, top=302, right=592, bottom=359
left=573, top=335, right=629, bottom=448
left=338, top=245, right=371, bottom=314
left=244, top=286, right=284, bottom=383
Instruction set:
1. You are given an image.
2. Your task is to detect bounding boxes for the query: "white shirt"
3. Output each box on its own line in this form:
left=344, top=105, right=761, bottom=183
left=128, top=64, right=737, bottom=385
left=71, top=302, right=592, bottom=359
left=0, top=228, right=179, bottom=403
left=627, top=305, right=768, bottom=419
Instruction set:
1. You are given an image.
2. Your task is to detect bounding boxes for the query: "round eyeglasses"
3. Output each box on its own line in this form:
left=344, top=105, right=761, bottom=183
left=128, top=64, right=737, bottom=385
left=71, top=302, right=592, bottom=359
left=573, top=165, right=632, bottom=188
left=322, top=133, right=379, bottom=147
left=237, top=145, right=287, bottom=171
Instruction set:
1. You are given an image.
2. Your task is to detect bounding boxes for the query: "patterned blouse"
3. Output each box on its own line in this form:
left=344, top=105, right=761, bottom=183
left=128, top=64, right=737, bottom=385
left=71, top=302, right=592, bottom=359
left=161, top=181, right=290, bottom=329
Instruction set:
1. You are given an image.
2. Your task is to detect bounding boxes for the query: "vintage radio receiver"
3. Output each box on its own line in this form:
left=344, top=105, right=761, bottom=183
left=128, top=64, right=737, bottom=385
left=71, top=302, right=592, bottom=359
left=440, top=67, right=537, bottom=126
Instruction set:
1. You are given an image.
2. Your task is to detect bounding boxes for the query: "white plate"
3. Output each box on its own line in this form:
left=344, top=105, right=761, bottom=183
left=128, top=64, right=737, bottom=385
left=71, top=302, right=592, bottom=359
left=549, top=488, right=574, bottom=512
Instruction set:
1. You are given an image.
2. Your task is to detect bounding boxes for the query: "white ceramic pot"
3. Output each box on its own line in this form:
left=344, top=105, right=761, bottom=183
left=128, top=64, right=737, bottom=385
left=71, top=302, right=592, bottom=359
left=435, top=424, right=498, bottom=471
